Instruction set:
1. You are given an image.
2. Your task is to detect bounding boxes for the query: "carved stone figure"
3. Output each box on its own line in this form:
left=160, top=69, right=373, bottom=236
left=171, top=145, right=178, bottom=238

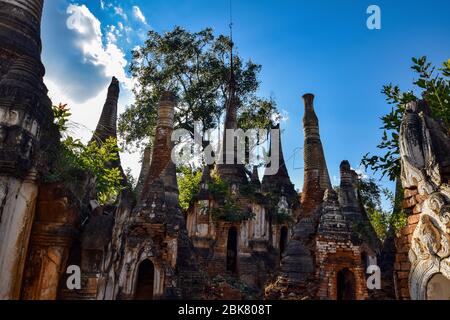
left=397, top=100, right=450, bottom=300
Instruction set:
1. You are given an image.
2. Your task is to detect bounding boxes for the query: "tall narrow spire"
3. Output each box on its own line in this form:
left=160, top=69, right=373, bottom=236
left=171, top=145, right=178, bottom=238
left=262, top=124, right=295, bottom=194
left=216, top=9, right=247, bottom=185
left=250, top=166, right=261, bottom=189
left=140, top=91, right=177, bottom=199
left=92, top=77, right=119, bottom=143
left=224, top=13, right=237, bottom=131
left=301, top=94, right=332, bottom=216
left=89, top=77, right=125, bottom=175
left=135, top=146, right=152, bottom=199
left=338, top=160, right=359, bottom=213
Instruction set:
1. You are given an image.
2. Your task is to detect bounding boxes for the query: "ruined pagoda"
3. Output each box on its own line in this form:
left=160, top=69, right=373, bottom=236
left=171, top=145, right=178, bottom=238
left=98, top=92, right=206, bottom=300
left=0, top=0, right=56, bottom=300
left=301, top=94, right=332, bottom=216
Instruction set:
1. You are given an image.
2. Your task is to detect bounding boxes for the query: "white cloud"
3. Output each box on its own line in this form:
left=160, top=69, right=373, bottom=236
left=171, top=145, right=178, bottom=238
left=353, top=166, right=369, bottom=180
left=45, top=77, right=141, bottom=182
left=42, top=2, right=143, bottom=182
left=66, top=4, right=132, bottom=89
left=106, top=25, right=117, bottom=43
left=132, top=6, right=147, bottom=25
left=114, top=6, right=127, bottom=20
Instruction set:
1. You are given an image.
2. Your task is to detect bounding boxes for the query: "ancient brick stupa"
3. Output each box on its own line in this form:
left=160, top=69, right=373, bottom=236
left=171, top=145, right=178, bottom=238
left=97, top=92, right=206, bottom=300
left=266, top=94, right=380, bottom=300
left=0, top=0, right=55, bottom=300
left=186, top=39, right=299, bottom=293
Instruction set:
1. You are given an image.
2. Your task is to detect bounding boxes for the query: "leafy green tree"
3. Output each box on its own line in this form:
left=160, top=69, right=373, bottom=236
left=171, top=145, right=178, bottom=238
left=358, top=177, right=407, bottom=241
left=362, top=57, right=450, bottom=181
left=47, top=104, right=125, bottom=205
left=119, top=26, right=279, bottom=152
left=177, top=166, right=203, bottom=212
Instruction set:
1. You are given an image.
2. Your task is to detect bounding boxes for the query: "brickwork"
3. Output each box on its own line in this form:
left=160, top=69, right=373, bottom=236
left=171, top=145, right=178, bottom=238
left=316, top=240, right=368, bottom=300
left=393, top=187, right=420, bottom=300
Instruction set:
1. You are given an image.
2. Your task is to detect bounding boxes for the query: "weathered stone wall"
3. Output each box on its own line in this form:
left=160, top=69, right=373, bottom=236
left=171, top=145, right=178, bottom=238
left=315, top=240, right=368, bottom=300
left=21, top=184, right=80, bottom=300
left=0, top=0, right=55, bottom=300
left=0, top=176, right=38, bottom=299
left=393, top=186, right=420, bottom=300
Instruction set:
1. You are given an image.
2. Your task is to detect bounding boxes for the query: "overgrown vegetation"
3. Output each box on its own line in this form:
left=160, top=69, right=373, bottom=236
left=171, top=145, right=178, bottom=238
left=210, top=200, right=255, bottom=223
left=358, top=177, right=407, bottom=241
left=272, top=208, right=293, bottom=225
left=209, top=172, right=255, bottom=222
left=177, top=166, right=203, bottom=212
left=177, top=166, right=256, bottom=222
left=263, top=192, right=294, bottom=225
left=46, top=104, right=125, bottom=205
left=362, top=57, right=450, bottom=181
left=210, top=275, right=262, bottom=299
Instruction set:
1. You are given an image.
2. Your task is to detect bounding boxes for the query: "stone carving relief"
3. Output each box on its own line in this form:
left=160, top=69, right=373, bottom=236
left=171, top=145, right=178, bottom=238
left=408, top=190, right=450, bottom=299
left=277, top=196, right=289, bottom=212
left=399, top=101, right=450, bottom=300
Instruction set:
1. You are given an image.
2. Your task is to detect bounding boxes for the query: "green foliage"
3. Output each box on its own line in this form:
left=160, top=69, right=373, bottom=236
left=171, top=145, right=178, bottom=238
left=211, top=199, right=255, bottom=223
left=382, top=185, right=408, bottom=234
left=362, top=56, right=450, bottom=181
left=263, top=192, right=294, bottom=225
left=391, top=210, right=408, bottom=235
left=125, top=167, right=137, bottom=190
left=46, top=105, right=125, bottom=205
left=358, top=177, right=407, bottom=241
left=177, top=166, right=202, bottom=212
left=239, top=184, right=258, bottom=199
left=238, top=97, right=280, bottom=132
left=272, top=208, right=293, bottom=225
left=52, top=103, right=71, bottom=132
left=119, top=26, right=279, bottom=152
left=211, top=275, right=262, bottom=299
left=202, top=171, right=255, bottom=222
left=208, top=171, right=229, bottom=199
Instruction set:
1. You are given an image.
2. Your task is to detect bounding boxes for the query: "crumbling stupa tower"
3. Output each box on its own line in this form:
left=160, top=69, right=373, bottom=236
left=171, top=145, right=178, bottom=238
left=0, top=0, right=55, bottom=299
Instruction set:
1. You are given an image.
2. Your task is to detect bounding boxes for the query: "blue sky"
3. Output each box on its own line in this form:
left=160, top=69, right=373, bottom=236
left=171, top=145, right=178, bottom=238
left=41, top=0, right=450, bottom=205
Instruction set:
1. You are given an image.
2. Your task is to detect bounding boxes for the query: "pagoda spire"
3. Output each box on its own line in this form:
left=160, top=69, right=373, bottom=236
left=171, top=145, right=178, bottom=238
left=90, top=77, right=126, bottom=175
left=140, top=91, right=178, bottom=199
left=300, top=94, right=332, bottom=216
left=92, top=77, right=119, bottom=143
left=262, top=123, right=295, bottom=194
left=216, top=13, right=247, bottom=185
left=223, top=18, right=237, bottom=131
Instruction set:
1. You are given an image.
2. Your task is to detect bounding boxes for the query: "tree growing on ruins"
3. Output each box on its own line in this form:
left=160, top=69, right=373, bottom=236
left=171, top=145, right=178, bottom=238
left=118, top=26, right=279, bottom=152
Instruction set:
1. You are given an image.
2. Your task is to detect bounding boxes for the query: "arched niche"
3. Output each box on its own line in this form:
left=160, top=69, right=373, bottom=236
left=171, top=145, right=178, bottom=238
left=226, top=227, right=238, bottom=274
left=337, top=268, right=356, bottom=300
left=135, top=260, right=155, bottom=300
left=426, top=273, right=450, bottom=300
